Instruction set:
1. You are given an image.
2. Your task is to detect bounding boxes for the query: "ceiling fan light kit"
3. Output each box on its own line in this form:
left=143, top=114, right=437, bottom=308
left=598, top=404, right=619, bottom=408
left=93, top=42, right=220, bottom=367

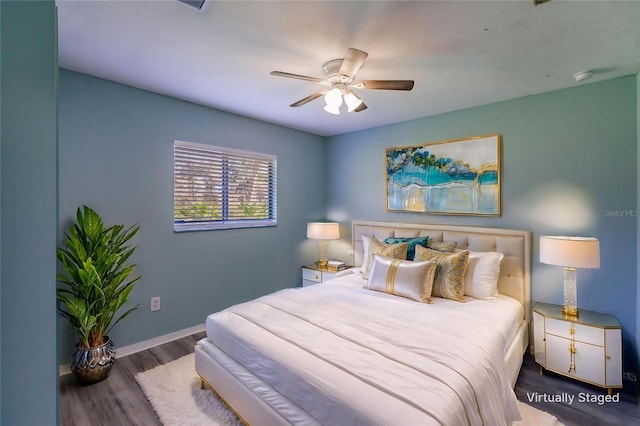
left=322, top=85, right=363, bottom=115
left=270, top=48, right=414, bottom=115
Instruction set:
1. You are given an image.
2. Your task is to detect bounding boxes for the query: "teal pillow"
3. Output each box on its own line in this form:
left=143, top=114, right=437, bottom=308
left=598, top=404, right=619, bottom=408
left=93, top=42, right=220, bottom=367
left=384, top=236, right=429, bottom=261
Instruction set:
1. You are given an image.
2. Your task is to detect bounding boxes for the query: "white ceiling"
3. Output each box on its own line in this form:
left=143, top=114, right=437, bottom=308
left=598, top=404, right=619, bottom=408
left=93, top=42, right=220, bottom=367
left=57, top=0, right=640, bottom=137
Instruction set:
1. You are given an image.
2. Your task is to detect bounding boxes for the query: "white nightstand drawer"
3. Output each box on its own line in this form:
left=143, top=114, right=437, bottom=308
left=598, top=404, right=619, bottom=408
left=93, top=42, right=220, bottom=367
left=545, top=318, right=604, bottom=346
left=322, top=271, right=337, bottom=281
left=302, top=268, right=322, bottom=283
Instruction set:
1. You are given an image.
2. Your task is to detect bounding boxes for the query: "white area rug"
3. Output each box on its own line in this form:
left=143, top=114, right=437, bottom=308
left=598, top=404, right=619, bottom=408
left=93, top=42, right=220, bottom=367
left=136, top=354, right=242, bottom=426
left=514, top=400, right=565, bottom=426
left=136, top=353, right=564, bottom=426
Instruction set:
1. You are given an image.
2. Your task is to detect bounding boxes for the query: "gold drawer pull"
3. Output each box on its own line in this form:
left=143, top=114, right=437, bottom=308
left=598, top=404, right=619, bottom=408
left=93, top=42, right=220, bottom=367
left=568, top=343, right=576, bottom=373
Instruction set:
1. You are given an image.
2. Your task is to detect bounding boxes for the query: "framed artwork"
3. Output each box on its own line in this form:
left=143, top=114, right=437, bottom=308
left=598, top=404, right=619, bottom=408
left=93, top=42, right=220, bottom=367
left=386, top=134, right=501, bottom=216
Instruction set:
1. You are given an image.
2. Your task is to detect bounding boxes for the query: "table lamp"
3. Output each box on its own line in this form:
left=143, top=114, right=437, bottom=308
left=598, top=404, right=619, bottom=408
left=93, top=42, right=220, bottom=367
left=540, top=236, right=600, bottom=317
left=307, top=222, right=340, bottom=268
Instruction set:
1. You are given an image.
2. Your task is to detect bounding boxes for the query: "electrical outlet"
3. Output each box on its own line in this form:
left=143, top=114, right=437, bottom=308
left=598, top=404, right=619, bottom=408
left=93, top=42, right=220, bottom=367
left=150, top=296, right=161, bottom=311
left=623, top=371, right=637, bottom=382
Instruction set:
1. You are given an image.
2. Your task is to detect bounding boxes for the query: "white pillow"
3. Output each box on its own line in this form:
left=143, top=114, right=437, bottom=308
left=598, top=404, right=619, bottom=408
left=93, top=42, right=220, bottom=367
left=463, top=251, right=504, bottom=300
left=359, top=235, right=371, bottom=275
left=365, top=255, right=437, bottom=303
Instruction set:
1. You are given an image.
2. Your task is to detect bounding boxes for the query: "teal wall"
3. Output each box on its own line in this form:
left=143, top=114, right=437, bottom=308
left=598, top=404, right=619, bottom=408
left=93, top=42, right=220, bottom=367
left=637, top=69, right=640, bottom=366
left=326, top=76, right=638, bottom=370
left=1, top=3, right=3, bottom=421
left=0, top=1, right=59, bottom=425
left=58, top=70, right=326, bottom=356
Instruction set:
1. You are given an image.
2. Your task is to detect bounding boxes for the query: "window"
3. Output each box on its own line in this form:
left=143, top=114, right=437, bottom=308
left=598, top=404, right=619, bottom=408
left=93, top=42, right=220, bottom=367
left=173, top=140, right=277, bottom=232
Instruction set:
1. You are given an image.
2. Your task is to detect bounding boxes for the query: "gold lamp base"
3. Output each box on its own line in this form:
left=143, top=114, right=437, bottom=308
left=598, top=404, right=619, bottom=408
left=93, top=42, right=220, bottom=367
left=315, top=259, right=329, bottom=268
left=316, top=240, right=329, bottom=268
left=562, top=305, right=579, bottom=317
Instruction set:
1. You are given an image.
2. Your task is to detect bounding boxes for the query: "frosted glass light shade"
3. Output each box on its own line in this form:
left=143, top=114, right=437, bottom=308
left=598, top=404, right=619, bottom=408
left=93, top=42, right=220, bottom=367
left=323, top=104, right=340, bottom=115
left=324, top=88, right=343, bottom=107
left=344, top=91, right=363, bottom=112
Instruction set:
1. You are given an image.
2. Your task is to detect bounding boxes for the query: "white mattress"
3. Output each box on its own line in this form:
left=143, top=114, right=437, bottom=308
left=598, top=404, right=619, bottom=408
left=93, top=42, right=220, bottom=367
left=204, top=272, right=523, bottom=425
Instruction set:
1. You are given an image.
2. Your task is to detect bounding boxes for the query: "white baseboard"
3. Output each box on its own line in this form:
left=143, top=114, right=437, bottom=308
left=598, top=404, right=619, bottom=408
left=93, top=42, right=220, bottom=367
left=59, top=323, right=206, bottom=376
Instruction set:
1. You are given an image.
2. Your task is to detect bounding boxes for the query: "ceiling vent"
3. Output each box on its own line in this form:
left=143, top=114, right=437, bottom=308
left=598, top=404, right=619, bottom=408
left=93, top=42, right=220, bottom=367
left=573, top=70, right=594, bottom=82
left=177, top=0, right=206, bottom=10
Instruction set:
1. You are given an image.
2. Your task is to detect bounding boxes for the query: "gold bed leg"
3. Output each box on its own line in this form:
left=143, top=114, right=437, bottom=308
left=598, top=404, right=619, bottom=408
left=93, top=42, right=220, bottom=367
left=539, top=365, right=543, bottom=375
left=607, top=388, right=612, bottom=397
left=199, top=375, right=250, bottom=425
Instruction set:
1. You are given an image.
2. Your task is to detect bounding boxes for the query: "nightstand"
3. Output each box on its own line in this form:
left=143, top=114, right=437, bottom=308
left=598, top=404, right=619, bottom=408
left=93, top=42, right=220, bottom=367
left=532, top=302, right=622, bottom=395
left=302, top=265, right=349, bottom=287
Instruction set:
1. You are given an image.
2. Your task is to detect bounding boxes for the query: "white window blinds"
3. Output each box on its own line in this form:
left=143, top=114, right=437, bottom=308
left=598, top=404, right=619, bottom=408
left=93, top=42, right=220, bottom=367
left=173, top=140, right=277, bottom=232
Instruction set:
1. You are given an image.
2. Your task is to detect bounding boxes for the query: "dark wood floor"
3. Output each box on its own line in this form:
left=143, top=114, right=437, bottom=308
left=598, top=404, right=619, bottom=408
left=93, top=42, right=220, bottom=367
left=60, top=333, right=640, bottom=425
left=60, top=332, right=206, bottom=425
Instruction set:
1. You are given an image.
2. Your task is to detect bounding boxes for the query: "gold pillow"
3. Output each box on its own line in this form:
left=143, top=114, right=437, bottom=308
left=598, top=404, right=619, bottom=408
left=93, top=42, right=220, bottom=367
left=426, top=240, right=457, bottom=252
left=414, top=246, right=469, bottom=302
left=363, top=237, right=408, bottom=279
left=365, top=255, right=437, bottom=303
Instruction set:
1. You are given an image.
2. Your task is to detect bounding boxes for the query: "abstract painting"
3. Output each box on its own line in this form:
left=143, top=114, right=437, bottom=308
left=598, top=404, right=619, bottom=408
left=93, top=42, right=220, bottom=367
left=386, top=134, right=501, bottom=216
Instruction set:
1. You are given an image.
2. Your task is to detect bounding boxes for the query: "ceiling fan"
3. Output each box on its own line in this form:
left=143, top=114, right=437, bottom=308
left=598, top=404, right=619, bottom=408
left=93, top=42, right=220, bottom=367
left=270, top=48, right=414, bottom=115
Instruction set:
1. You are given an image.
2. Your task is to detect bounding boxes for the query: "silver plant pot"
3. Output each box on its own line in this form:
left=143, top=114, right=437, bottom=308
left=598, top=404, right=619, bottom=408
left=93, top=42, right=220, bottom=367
left=71, top=336, right=116, bottom=384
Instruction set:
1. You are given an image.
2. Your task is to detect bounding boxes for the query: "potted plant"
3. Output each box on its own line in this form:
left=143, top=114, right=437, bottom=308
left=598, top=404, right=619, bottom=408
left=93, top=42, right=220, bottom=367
left=57, top=205, right=141, bottom=384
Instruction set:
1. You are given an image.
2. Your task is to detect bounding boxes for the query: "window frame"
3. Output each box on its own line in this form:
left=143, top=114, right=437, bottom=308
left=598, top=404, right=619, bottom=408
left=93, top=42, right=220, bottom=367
left=173, top=140, right=277, bottom=232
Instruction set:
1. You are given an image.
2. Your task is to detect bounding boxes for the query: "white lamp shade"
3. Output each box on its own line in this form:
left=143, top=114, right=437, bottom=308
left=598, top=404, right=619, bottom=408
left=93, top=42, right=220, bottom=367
left=540, top=236, right=600, bottom=269
left=307, top=222, right=340, bottom=240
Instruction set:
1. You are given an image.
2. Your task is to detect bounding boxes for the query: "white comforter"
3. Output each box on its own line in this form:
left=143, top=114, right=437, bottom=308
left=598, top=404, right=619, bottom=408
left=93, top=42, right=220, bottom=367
left=205, top=272, right=523, bottom=425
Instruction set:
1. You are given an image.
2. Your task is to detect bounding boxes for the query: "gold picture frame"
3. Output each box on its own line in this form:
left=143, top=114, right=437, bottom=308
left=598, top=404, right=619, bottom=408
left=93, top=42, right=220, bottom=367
left=385, top=134, right=501, bottom=216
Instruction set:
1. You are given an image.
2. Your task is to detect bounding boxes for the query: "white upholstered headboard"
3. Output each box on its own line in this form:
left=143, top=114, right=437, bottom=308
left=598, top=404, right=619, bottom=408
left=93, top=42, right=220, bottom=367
left=351, top=220, right=532, bottom=324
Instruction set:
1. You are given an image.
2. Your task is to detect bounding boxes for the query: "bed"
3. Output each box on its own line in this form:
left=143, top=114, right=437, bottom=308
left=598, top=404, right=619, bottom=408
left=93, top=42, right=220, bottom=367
left=195, top=220, right=531, bottom=425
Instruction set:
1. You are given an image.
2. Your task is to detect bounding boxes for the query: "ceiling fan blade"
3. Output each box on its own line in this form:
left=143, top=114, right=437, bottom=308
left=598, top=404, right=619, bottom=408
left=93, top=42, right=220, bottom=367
left=361, top=80, right=415, bottom=91
left=339, top=48, right=368, bottom=79
left=290, top=91, right=325, bottom=107
left=270, top=71, right=324, bottom=83
left=354, top=101, right=368, bottom=112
